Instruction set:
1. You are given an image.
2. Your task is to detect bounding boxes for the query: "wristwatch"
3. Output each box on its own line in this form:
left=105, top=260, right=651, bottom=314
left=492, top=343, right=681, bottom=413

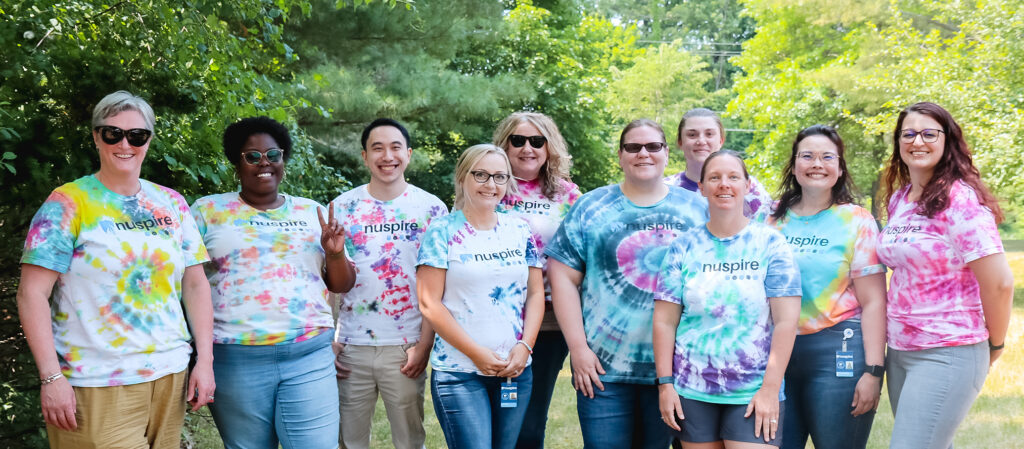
left=655, top=376, right=674, bottom=386
left=864, top=364, right=884, bottom=378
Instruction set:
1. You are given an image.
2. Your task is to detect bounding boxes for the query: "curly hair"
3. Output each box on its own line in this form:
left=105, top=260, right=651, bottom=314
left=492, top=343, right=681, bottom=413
left=881, top=102, right=1003, bottom=223
left=771, top=125, right=857, bottom=221
left=492, top=112, right=572, bottom=200
left=222, top=116, right=293, bottom=165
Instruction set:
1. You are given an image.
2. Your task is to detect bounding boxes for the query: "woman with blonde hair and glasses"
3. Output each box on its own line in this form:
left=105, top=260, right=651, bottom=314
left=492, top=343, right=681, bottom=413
left=492, top=112, right=581, bottom=448
left=417, top=144, right=544, bottom=449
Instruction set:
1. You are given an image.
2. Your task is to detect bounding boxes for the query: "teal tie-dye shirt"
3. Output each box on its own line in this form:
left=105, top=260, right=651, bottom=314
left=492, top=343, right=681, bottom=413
left=654, top=222, right=801, bottom=404
left=21, top=175, right=208, bottom=387
left=545, top=184, right=707, bottom=384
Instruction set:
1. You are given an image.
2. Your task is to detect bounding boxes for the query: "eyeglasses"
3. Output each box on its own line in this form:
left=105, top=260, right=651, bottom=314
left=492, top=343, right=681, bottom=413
left=899, top=128, right=943, bottom=143
left=621, top=142, right=666, bottom=153
left=94, top=126, right=152, bottom=147
left=470, top=170, right=510, bottom=185
left=797, top=151, right=839, bottom=163
left=242, top=148, right=284, bottom=165
left=509, top=134, right=547, bottom=148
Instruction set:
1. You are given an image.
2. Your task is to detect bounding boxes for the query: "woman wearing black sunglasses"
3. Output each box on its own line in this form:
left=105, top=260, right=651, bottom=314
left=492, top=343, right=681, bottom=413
left=189, top=116, right=355, bottom=449
left=18, top=90, right=215, bottom=448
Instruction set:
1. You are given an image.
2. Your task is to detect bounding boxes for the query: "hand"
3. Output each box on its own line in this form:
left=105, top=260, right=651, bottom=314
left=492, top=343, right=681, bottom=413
left=318, top=202, right=346, bottom=258
left=400, top=341, right=431, bottom=379
left=469, top=347, right=509, bottom=376
left=496, top=344, right=530, bottom=378
left=745, top=385, right=780, bottom=443
left=186, top=359, right=216, bottom=412
left=568, top=346, right=605, bottom=398
left=333, top=341, right=351, bottom=379
left=40, top=375, right=77, bottom=430
left=990, top=347, right=1004, bottom=366
left=851, top=373, right=881, bottom=416
left=658, top=384, right=683, bottom=432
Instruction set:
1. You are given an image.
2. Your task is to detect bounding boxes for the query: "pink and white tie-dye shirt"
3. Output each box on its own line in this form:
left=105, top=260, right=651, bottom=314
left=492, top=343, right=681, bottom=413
left=877, top=181, right=1004, bottom=351
left=21, top=175, right=208, bottom=387
left=190, top=193, right=336, bottom=345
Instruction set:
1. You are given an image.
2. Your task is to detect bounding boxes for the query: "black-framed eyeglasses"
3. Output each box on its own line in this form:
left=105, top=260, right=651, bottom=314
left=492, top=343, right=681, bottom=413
left=470, top=170, right=510, bottom=185
left=242, top=148, right=285, bottom=165
left=621, top=142, right=666, bottom=153
left=899, top=128, right=943, bottom=143
left=509, top=134, right=547, bottom=148
left=94, top=126, right=152, bottom=147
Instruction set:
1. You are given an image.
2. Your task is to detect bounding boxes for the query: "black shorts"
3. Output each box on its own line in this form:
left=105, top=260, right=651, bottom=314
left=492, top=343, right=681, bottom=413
left=669, top=396, right=784, bottom=447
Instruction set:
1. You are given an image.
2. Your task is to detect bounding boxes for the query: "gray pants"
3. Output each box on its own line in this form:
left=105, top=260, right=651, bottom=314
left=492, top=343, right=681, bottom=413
left=887, top=342, right=989, bottom=449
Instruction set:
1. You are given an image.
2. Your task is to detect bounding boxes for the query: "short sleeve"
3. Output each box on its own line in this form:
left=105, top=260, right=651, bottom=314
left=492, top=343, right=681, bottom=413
left=174, top=194, right=209, bottom=267
left=417, top=219, right=450, bottom=269
left=946, top=183, right=1003, bottom=263
left=189, top=199, right=208, bottom=237
left=764, top=233, right=802, bottom=298
left=544, top=201, right=586, bottom=271
left=525, top=228, right=542, bottom=268
left=746, top=176, right=775, bottom=222
left=21, top=190, right=78, bottom=273
left=653, top=239, right=686, bottom=305
left=850, top=209, right=885, bottom=278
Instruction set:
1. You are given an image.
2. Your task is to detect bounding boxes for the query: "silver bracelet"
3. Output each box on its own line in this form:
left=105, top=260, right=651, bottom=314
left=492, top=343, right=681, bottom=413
left=515, top=340, right=534, bottom=354
left=40, top=372, right=63, bottom=385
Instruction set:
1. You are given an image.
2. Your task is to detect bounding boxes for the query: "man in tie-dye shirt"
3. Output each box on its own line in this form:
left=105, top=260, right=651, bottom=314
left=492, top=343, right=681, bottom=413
left=331, top=119, right=447, bottom=449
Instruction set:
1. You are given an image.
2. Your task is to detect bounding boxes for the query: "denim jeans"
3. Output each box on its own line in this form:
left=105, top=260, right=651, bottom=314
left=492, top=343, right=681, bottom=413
left=515, top=330, right=569, bottom=449
left=887, top=341, right=988, bottom=449
left=210, top=331, right=339, bottom=449
left=577, top=381, right=672, bottom=449
left=431, top=367, right=533, bottom=449
left=781, top=320, right=876, bottom=449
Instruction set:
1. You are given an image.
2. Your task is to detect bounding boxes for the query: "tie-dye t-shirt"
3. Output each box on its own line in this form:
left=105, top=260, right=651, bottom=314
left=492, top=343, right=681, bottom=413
left=416, top=210, right=541, bottom=374
left=332, top=184, right=448, bottom=345
left=545, top=184, right=707, bottom=384
left=654, top=222, right=802, bottom=404
left=190, top=192, right=335, bottom=345
left=21, top=175, right=208, bottom=387
left=769, top=204, right=885, bottom=335
left=877, top=181, right=1004, bottom=351
left=498, top=178, right=581, bottom=301
left=664, top=171, right=773, bottom=222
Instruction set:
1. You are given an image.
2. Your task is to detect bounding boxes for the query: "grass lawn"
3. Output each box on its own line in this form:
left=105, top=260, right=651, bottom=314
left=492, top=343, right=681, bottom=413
left=186, top=252, right=1024, bottom=448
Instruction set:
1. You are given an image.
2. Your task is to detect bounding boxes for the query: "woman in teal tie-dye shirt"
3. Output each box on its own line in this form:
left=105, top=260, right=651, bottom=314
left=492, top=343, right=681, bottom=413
left=654, top=150, right=801, bottom=448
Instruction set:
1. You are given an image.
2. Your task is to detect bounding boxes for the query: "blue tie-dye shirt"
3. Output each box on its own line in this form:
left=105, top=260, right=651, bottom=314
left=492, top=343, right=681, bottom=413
left=544, top=184, right=707, bottom=384
left=416, top=210, right=541, bottom=374
left=654, top=222, right=802, bottom=404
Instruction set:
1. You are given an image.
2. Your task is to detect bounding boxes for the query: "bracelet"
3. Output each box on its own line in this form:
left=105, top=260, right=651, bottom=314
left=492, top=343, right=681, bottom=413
left=515, top=340, right=533, bottom=354
left=989, top=340, right=1005, bottom=351
left=40, top=372, right=63, bottom=385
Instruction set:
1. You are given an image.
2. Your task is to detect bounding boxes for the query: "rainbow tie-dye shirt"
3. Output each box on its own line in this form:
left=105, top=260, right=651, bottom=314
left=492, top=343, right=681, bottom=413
left=664, top=171, right=773, bottom=222
left=21, top=175, right=208, bottom=387
left=417, top=210, right=541, bottom=374
left=190, top=193, right=335, bottom=345
left=654, top=222, right=802, bottom=404
left=877, top=181, right=1004, bottom=351
left=332, top=184, right=447, bottom=345
left=769, top=204, right=885, bottom=334
left=545, top=184, right=707, bottom=384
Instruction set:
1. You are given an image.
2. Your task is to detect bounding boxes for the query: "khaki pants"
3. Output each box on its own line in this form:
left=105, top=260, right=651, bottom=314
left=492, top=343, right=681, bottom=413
left=47, top=370, right=187, bottom=449
left=337, top=344, right=425, bottom=449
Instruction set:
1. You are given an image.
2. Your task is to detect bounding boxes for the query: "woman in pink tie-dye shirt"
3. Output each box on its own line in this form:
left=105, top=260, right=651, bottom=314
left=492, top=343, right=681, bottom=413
left=877, top=102, right=1013, bottom=449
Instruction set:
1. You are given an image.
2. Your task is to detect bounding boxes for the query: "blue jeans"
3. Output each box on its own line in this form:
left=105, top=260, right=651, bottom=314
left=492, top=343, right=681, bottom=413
left=515, top=330, right=569, bottom=449
left=577, top=381, right=672, bottom=449
left=210, top=331, right=339, bottom=449
left=431, top=367, right=534, bottom=449
left=782, top=320, right=876, bottom=449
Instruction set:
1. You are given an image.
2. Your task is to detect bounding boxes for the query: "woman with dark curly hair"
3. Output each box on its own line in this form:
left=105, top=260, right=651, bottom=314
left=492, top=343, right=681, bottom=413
left=190, top=116, right=355, bottom=449
left=877, top=102, right=1013, bottom=449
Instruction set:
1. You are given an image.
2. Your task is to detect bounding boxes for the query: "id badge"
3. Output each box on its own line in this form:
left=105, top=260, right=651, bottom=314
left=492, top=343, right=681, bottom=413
left=500, top=380, right=518, bottom=408
left=835, top=351, right=854, bottom=377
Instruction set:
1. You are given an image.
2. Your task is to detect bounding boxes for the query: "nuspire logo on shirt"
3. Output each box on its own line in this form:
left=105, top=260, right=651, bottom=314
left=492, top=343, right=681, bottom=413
left=702, top=259, right=760, bottom=273
left=883, top=224, right=921, bottom=235
left=115, top=216, right=175, bottom=231
left=249, top=219, right=309, bottom=228
left=625, top=222, right=687, bottom=232
left=459, top=248, right=524, bottom=263
left=786, top=235, right=829, bottom=248
left=362, top=221, right=420, bottom=233
left=502, top=198, right=552, bottom=212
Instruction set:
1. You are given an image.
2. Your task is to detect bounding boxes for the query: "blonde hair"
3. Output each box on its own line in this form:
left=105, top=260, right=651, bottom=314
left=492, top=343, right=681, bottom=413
left=453, top=144, right=519, bottom=210
left=492, top=112, right=572, bottom=200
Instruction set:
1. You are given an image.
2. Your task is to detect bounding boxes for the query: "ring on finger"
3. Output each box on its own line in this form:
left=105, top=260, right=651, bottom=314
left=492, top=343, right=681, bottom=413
left=769, top=418, right=778, bottom=424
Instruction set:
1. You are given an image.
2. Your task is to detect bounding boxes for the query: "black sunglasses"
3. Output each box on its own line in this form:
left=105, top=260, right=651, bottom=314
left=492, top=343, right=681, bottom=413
left=242, top=148, right=285, bottom=165
left=621, top=142, right=666, bottom=153
left=509, top=134, right=547, bottom=148
left=94, top=126, right=153, bottom=147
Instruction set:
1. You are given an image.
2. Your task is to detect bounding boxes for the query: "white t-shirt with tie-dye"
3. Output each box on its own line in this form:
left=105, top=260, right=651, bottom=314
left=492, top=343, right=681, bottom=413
left=877, top=181, right=1004, bottom=351
left=190, top=192, right=335, bottom=345
left=331, top=184, right=448, bottom=345
left=21, top=175, right=209, bottom=387
left=416, top=210, right=541, bottom=374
